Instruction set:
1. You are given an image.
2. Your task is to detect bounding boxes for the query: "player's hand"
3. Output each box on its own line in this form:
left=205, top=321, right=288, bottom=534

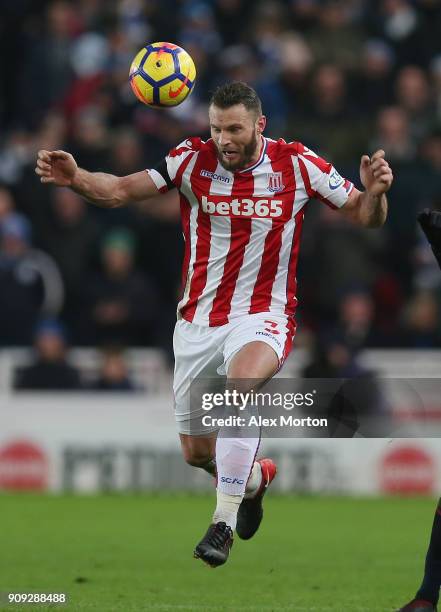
left=359, top=149, right=393, bottom=197
left=35, top=150, right=78, bottom=187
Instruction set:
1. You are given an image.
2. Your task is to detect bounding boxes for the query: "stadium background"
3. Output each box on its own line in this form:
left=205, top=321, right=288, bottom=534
left=1, top=0, right=441, bottom=610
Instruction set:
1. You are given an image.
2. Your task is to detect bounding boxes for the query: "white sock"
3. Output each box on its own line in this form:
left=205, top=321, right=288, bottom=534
left=213, top=436, right=260, bottom=530
left=213, top=491, right=242, bottom=530
left=244, top=461, right=262, bottom=499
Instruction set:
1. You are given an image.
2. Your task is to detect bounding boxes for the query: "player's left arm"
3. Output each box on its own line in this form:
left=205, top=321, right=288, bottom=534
left=339, top=149, right=393, bottom=228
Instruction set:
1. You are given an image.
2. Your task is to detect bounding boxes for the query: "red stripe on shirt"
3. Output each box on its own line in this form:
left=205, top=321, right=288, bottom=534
left=169, top=138, right=202, bottom=158
left=208, top=172, right=254, bottom=326
left=180, top=209, right=211, bottom=322
left=180, top=150, right=218, bottom=322
left=284, top=207, right=305, bottom=317
left=296, top=143, right=331, bottom=174
left=179, top=194, right=192, bottom=300
left=298, top=154, right=351, bottom=209
left=301, top=153, right=331, bottom=174
left=174, top=152, right=195, bottom=189
left=298, top=157, right=315, bottom=199
left=249, top=142, right=296, bottom=314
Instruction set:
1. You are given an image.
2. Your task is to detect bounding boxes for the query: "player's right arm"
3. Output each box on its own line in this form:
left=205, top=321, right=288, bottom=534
left=35, top=150, right=160, bottom=208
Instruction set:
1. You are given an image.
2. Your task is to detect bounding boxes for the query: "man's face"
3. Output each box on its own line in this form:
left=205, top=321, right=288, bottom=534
left=209, top=104, right=266, bottom=172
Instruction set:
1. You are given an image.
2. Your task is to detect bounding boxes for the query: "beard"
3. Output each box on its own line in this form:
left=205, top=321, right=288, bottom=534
left=216, top=131, right=260, bottom=172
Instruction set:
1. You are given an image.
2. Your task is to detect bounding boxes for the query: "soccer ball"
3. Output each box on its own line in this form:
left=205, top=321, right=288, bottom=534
left=129, top=42, right=196, bottom=108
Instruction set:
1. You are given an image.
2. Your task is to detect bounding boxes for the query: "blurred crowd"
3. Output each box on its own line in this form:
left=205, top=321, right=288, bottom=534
left=1, top=0, right=441, bottom=384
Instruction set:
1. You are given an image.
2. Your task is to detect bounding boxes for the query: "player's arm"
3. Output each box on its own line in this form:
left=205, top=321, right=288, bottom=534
left=339, top=149, right=392, bottom=228
left=35, top=149, right=161, bottom=208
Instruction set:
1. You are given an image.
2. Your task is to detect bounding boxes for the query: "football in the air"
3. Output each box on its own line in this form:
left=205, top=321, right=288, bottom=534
left=129, top=42, right=196, bottom=108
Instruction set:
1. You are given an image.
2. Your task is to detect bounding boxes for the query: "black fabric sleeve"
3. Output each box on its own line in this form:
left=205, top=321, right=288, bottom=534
left=418, top=209, right=441, bottom=271
left=154, top=158, right=174, bottom=190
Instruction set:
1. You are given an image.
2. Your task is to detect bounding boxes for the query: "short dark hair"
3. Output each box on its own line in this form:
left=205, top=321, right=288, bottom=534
left=209, top=82, right=262, bottom=117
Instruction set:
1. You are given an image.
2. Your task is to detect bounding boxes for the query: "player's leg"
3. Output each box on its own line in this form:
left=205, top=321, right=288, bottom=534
left=179, top=432, right=217, bottom=476
left=178, top=417, right=272, bottom=491
left=194, top=340, right=278, bottom=567
left=173, top=319, right=234, bottom=567
left=219, top=314, right=293, bottom=541
left=216, top=341, right=279, bottom=542
left=398, top=498, right=441, bottom=611
left=213, top=340, right=277, bottom=523
left=173, top=317, right=223, bottom=444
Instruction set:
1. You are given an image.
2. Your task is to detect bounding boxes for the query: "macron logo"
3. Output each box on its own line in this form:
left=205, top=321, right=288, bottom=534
left=201, top=195, right=283, bottom=218
left=220, top=477, right=245, bottom=485
left=200, top=169, right=231, bottom=184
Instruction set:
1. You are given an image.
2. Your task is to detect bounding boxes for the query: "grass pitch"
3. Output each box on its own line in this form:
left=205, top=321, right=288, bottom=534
left=0, top=494, right=435, bottom=611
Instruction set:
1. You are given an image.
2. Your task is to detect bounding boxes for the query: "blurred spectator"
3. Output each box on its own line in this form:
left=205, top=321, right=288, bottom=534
left=289, top=0, right=320, bottom=32
left=352, top=39, right=395, bottom=112
left=117, top=0, right=152, bottom=47
left=78, top=0, right=115, bottom=32
left=292, top=64, right=367, bottom=163
left=318, top=284, right=399, bottom=350
left=300, top=204, right=385, bottom=327
left=90, top=346, right=137, bottom=391
left=0, top=131, right=34, bottom=187
left=303, top=331, right=366, bottom=379
left=0, top=187, right=15, bottom=225
left=371, top=106, right=415, bottom=162
left=248, top=1, right=287, bottom=69
left=374, top=0, right=421, bottom=66
left=68, top=106, right=111, bottom=172
left=35, top=112, right=68, bottom=154
left=306, top=0, right=365, bottom=71
left=278, top=32, right=314, bottom=113
left=336, top=289, right=377, bottom=350
left=108, top=126, right=145, bottom=176
left=369, top=106, right=422, bottom=295
left=217, top=44, right=288, bottom=136
left=430, top=54, right=441, bottom=118
left=214, top=0, right=256, bottom=45
left=400, top=290, right=441, bottom=347
left=394, top=65, right=434, bottom=140
left=62, top=31, right=110, bottom=120
left=0, top=213, right=64, bottom=346
left=418, top=128, right=441, bottom=202
left=34, top=188, right=99, bottom=324
left=14, top=318, right=82, bottom=390
left=18, top=1, right=81, bottom=128
left=179, top=2, right=222, bottom=56
left=79, top=227, right=160, bottom=346
left=301, top=331, right=387, bottom=437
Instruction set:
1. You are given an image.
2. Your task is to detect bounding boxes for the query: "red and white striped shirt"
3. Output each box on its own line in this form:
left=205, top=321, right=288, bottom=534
left=148, top=136, right=354, bottom=327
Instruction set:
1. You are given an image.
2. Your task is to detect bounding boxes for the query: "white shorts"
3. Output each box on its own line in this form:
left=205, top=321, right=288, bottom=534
left=173, top=312, right=295, bottom=435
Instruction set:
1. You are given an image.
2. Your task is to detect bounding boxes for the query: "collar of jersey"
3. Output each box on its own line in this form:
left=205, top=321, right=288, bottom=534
left=237, top=136, right=267, bottom=174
